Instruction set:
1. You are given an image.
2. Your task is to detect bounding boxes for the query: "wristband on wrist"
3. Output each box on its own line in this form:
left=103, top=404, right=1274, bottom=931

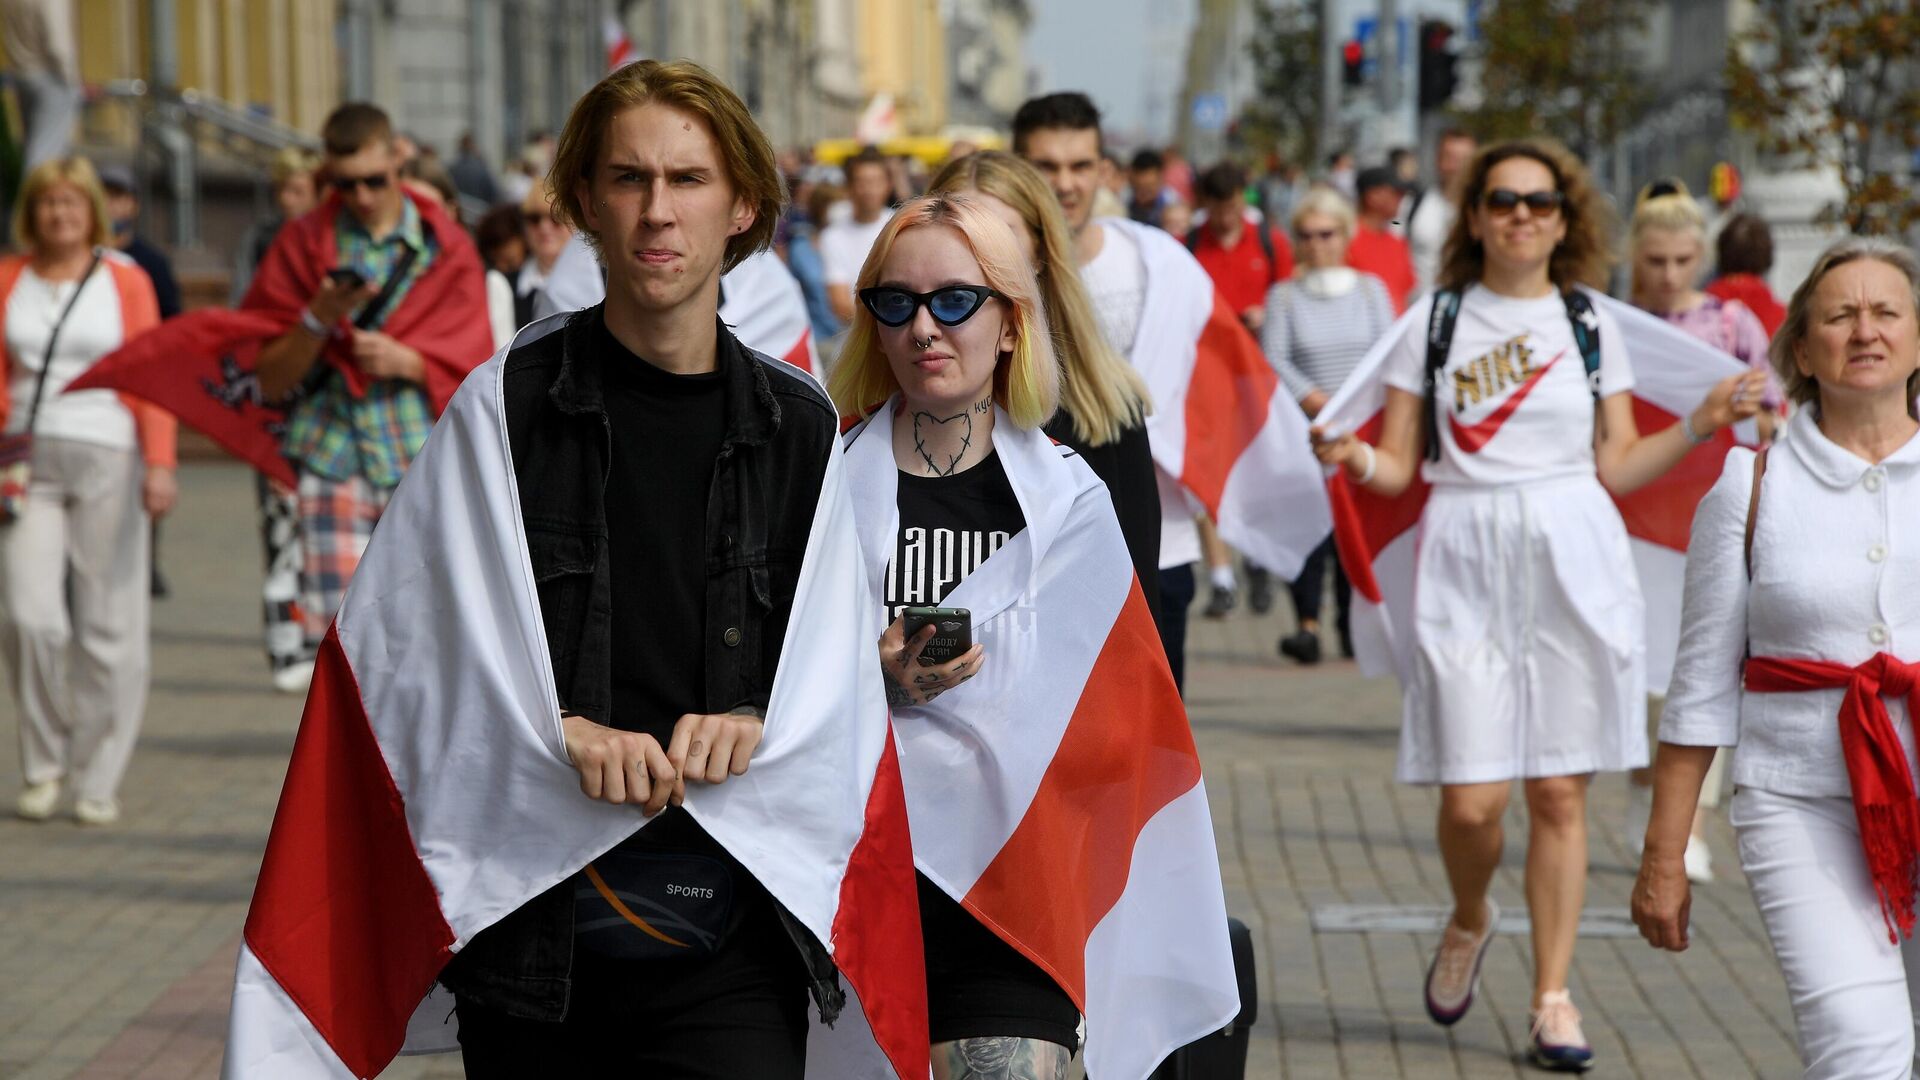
left=298, top=307, right=332, bottom=339
left=1353, top=441, right=1378, bottom=485
left=1681, top=410, right=1712, bottom=446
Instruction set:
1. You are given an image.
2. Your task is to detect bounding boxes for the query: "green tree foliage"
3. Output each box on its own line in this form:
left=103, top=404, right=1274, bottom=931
left=1726, top=0, right=1920, bottom=233
left=1465, top=0, right=1656, bottom=156
left=1241, top=1, right=1321, bottom=166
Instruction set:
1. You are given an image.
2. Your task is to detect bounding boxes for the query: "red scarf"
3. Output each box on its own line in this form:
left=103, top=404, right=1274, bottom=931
left=68, top=192, right=493, bottom=484
left=1745, top=653, right=1920, bottom=941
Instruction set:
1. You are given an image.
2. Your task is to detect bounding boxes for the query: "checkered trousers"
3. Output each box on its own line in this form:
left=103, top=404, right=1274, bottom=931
left=296, top=470, right=395, bottom=649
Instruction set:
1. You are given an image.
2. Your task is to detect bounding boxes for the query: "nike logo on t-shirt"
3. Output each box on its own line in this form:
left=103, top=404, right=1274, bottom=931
left=1448, top=350, right=1567, bottom=453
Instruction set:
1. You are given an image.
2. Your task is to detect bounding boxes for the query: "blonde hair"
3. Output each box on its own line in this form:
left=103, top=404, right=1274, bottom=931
left=12, top=156, right=112, bottom=252
left=926, top=150, right=1147, bottom=445
left=827, top=193, right=1061, bottom=430
left=548, top=59, right=783, bottom=272
left=270, top=147, right=321, bottom=191
left=1288, top=187, right=1357, bottom=265
left=1628, top=179, right=1708, bottom=299
left=1770, top=236, right=1920, bottom=412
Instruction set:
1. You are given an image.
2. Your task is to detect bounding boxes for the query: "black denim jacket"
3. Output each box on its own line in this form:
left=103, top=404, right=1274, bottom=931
left=437, top=307, right=843, bottom=1022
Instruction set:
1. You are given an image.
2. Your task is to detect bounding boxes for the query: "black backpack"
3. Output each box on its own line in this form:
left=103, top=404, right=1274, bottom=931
left=1421, top=287, right=1604, bottom=461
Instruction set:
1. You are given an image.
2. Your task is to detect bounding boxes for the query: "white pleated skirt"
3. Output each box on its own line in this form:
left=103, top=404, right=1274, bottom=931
left=1396, top=473, right=1648, bottom=785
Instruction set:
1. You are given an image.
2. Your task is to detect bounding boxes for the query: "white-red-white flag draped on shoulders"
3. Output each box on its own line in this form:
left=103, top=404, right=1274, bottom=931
left=844, top=401, right=1241, bottom=1080
left=1100, top=216, right=1332, bottom=578
left=221, top=318, right=925, bottom=1079
left=1317, top=287, right=1758, bottom=692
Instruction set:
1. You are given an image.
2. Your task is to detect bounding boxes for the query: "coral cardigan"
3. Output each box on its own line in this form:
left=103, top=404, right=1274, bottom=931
left=0, top=252, right=177, bottom=468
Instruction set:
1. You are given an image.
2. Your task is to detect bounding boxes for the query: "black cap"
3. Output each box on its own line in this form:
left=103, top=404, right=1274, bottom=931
left=1356, top=165, right=1404, bottom=194
left=97, top=164, right=136, bottom=194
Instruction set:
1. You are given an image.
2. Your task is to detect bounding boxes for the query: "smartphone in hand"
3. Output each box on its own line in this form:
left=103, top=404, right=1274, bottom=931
left=325, top=266, right=368, bottom=288
left=902, top=607, right=972, bottom=666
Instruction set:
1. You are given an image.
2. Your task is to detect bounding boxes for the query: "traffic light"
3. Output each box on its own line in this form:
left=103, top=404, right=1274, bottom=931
left=1418, top=20, right=1458, bottom=111
left=1342, top=39, right=1365, bottom=87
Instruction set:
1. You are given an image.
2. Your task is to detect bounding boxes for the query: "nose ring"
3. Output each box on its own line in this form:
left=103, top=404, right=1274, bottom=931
left=913, top=335, right=933, bottom=349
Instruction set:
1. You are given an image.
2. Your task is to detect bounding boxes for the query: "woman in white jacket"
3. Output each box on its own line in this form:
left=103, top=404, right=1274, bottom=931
left=1634, top=236, right=1920, bottom=1078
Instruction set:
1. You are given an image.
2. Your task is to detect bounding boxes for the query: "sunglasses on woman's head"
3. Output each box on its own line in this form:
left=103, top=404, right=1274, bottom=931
left=1643, top=178, right=1685, bottom=200
left=858, top=285, right=1004, bottom=328
left=1483, top=188, right=1564, bottom=216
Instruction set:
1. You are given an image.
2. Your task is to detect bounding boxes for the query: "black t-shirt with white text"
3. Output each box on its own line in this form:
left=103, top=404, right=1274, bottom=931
left=883, top=451, right=1026, bottom=620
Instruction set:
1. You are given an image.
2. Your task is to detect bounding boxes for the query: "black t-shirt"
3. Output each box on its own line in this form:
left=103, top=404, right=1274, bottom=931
left=882, top=452, right=1081, bottom=1046
left=883, top=451, right=1027, bottom=621
left=600, top=315, right=725, bottom=747
left=590, top=314, right=782, bottom=962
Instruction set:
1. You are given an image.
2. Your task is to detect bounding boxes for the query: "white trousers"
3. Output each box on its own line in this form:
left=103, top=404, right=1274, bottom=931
left=0, top=437, right=150, bottom=803
left=1734, top=787, right=1920, bottom=1079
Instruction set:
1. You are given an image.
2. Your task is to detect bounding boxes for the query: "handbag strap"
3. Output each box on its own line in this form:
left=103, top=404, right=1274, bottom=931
left=20, top=250, right=105, bottom=436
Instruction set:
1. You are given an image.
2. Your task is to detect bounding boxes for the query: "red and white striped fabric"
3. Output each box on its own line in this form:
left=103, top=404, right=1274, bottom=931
left=1318, top=287, right=1757, bottom=692
left=222, top=320, right=924, bottom=1079
left=844, top=402, right=1240, bottom=1080
left=537, top=235, right=816, bottom=371
left=1100, top=217, right=1331, bottom=578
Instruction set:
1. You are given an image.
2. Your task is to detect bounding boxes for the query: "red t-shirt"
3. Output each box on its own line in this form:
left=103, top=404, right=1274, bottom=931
left=1346, top=225, right=1416, bottom=313
left=1189, top=216, right=1295, bottom=316
left=1706, top=273, right=1786, bottom=337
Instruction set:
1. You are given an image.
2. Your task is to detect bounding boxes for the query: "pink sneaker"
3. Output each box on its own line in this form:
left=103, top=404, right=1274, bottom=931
left=1424, top=899, right=1499, bottom=1025
left=1529, top=989, right=1595, bottom=1071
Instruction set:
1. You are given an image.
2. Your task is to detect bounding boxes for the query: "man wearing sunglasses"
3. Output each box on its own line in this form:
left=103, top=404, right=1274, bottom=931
left=244, top=102, right=492, bottom=668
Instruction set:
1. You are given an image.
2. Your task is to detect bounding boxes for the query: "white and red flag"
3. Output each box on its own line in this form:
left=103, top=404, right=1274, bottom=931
left=1099, top=217, right=1331, bottom=578
left=1318, top=288, right=1757, bottom=692
left=843, top=402, right=1241, bottom=1080
left=221, top=320, right=925, bottom=1079
left=537, top=235, right=817, bottom=371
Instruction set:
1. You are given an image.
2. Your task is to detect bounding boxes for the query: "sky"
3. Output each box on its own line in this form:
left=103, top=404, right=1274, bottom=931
left=1026, top=0, right=1196, bottom=146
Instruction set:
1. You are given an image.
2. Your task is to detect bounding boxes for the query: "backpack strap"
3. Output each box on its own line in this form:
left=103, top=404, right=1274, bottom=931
left=1744, top=446, right=1769, bottom=580
left=1257, top=224, right=1278, bottom=282
left=1184, top=228, right=1200, bottom=253
left=1561, top=288, right=1605, bottom=399
left=1421, top=289, right=1463, bottom=462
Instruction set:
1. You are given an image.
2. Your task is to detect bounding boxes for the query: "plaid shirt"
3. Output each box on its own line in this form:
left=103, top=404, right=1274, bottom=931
left=281, top=200, right=437, bottom=489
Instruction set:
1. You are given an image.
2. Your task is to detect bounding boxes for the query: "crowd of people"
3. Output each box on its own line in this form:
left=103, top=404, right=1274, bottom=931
left=5, top=45, right=1920, bottom=1080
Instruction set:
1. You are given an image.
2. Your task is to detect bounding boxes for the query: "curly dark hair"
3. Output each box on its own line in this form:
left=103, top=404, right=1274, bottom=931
left=1438, top=139, right=1615, bottom=293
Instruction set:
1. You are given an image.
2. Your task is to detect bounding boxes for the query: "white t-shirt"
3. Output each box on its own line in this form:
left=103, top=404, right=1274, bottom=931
left=1380, top=286, right=1633, bottom=488
left=1080, top=221, right=1146, bottom=355
left=4, top=263, right=135, bottom=451
left=1406, top=192, right=1456, bottom=296
left=818, top=212, right=893, bottom=288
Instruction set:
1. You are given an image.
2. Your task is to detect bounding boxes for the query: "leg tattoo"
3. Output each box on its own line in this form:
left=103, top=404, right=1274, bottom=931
left=932, top=1037, right=1070, bottom=1080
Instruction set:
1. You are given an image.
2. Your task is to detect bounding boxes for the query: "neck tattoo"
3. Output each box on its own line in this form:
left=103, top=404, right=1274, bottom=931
left=911, top=396, right=993, bottom=476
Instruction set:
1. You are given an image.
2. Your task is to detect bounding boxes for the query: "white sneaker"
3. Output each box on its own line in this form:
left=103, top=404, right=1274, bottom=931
left=15, top=779, right=59, bottom=821
left=272, top=658, right=315, bottom=695
left=1625, top=783, right=1652, bottom=857
left=1683, top=833, right=1715, bottom=884
left=74, top=797, right=120, bottom=826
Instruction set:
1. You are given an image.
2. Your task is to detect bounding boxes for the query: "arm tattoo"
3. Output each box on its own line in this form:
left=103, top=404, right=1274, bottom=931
left=911, top=395, right=992, bottom=476
left=886, top=680, right=915, bottom=707
left=934, top=1037, right=1070, bottom=1080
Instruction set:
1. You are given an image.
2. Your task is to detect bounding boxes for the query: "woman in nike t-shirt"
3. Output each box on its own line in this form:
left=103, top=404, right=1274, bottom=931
left=1311, top=140, right=1767, bottom=1073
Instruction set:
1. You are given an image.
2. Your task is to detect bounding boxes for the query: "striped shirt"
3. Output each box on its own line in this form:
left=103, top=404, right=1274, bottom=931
left=1261, top=271, right=1396, bottom=402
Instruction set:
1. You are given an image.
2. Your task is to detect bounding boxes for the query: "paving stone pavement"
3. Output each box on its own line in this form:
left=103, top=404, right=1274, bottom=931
left=0, top=463, right=1802, bottom=1078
